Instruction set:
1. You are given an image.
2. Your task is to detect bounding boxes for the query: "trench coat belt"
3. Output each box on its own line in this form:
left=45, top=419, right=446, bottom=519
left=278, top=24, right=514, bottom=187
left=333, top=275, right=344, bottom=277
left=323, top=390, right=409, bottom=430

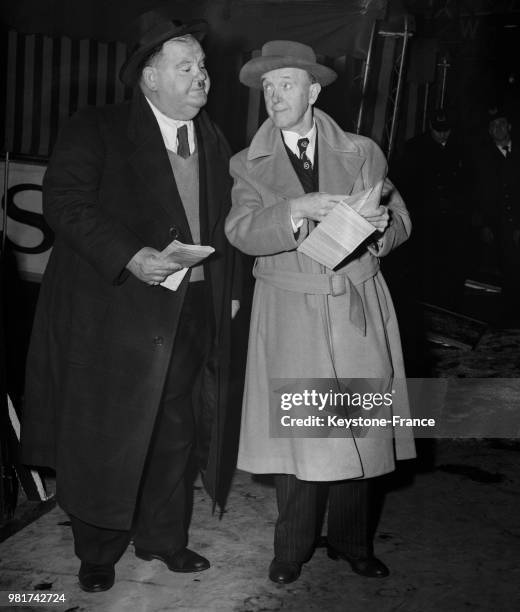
left=253, top=257, right=380, bottom=336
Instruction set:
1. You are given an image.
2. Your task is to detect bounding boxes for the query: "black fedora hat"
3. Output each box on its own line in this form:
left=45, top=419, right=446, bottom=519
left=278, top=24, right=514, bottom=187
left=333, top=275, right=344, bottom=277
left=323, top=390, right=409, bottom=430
left=239, top=40, right=337, bottom=90
left=119, top=9, right=207, bottom=86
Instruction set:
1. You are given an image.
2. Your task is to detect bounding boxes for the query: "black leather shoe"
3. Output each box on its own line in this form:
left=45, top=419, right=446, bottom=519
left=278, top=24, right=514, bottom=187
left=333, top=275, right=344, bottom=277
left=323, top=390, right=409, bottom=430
left=135, top=547, right=210, bottom=572
left=78, top=562, right=115, bottom=592
left=327, top=547, right=389, bottom=578
left=268, top=558, right=301, bottom=584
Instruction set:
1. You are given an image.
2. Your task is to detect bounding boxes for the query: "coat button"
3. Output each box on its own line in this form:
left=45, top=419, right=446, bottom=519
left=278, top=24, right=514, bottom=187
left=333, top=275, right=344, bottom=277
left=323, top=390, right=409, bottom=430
left=169, top=226, right=179, bottom=240
left=153, top=336, right=164, bottom=346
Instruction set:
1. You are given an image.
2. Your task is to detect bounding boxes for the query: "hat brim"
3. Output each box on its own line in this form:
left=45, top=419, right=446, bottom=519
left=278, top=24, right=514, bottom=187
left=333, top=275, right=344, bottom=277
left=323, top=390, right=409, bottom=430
left=430, top=122, right=452, bottom=131
left=119, top=21, right=207, bottom=86
left=239, top=55, right=337, bottom=89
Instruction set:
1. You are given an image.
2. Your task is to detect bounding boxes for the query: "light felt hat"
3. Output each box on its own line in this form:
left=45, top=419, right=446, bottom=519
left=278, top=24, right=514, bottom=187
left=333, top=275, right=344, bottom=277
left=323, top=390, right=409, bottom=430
left=239, top=40, right=337, bottom=89
left=119, top=10, right=207, bottom=86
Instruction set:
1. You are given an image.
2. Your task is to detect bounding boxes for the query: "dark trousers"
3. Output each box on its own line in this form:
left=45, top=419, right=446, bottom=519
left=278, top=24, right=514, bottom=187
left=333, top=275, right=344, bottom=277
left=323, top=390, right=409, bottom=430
left=274, top=474, right=375, bottom=564
left=71, top=282, right=210, bottom=565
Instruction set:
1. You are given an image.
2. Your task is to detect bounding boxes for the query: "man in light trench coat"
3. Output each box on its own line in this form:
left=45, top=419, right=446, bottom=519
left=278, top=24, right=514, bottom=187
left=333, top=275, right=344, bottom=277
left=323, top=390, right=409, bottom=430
left=225, top=40, right=416, bottom=584
left=22, top=11, right=240, bottom=593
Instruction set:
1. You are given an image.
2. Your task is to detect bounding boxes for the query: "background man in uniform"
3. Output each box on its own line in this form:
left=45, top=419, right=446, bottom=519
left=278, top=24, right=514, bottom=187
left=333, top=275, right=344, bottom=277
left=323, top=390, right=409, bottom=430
left=470, top=107, right=520, bottom=327
left=393, top=109, right=468, bottom=310
left=21, top=10, right=239, bottom=592
left=226, top=41, right=415, bottom=585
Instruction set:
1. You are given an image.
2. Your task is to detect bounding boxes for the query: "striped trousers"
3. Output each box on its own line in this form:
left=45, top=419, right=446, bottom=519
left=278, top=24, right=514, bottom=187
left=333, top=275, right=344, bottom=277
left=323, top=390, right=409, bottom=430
left=274, top=474, right=377, bottom=563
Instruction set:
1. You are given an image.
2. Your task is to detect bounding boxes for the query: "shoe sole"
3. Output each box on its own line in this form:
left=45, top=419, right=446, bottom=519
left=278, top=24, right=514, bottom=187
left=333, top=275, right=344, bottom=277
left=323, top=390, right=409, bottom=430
left=78, top=579, right=114, bottom=593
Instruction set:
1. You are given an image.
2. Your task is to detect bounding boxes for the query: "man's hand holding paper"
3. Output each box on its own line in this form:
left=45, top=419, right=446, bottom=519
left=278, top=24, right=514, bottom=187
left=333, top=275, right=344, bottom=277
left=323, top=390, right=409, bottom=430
left=296, top=180, right=388, bottom=269
left=126, top=247, right=184, bottom=285
left=359, top=205, right=390, bottom=232
left=289, top=192, right=343, bottom=224
left=127, top=241, right=215, bottom=288
left=158, top=240, right=215, bottom=291
left=160, top=240, right=215, bottom=268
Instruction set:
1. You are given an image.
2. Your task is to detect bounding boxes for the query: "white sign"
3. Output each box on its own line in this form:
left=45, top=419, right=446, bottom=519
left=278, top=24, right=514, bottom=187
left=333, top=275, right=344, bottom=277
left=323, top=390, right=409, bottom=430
left=1, top=160, right=51, bottom=282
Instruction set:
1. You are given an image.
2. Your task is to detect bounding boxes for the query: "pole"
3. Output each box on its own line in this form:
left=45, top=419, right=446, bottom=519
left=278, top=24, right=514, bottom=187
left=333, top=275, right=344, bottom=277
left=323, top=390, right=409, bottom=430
left=387, top=16, right=412, bottom=162
left=422, top=82, right=430, bottom=131
left=356, top=21, right=377, bottom=135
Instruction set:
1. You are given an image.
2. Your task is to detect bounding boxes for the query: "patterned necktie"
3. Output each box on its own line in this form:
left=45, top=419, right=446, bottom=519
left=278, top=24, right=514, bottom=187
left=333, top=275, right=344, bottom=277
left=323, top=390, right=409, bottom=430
left=297, top=138, right=312, bottom=170
left=176, top=124, right=190, bottom=159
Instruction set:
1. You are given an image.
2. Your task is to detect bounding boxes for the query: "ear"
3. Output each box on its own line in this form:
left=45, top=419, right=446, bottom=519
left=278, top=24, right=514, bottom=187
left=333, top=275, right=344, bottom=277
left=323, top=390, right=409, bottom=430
left=142, top=66, right=157, bottom=91
left=309, top=82, right=321, bottom=106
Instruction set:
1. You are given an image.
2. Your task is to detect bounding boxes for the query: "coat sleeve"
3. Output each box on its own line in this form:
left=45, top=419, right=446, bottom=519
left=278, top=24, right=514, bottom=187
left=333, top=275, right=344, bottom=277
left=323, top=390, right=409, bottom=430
left=225, top=153, right=308, bottom=256
left=43, top=109, right=144, bottom=285
left=359, top=139, right=412, bottom=258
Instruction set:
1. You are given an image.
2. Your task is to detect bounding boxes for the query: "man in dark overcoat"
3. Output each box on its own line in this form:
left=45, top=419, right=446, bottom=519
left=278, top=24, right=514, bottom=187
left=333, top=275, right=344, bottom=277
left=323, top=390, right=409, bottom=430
left=21, top=11, right=240, bottom=592
left=393, top=110, right=468, bottom=310
left=469, top=107, right=520, bottom=326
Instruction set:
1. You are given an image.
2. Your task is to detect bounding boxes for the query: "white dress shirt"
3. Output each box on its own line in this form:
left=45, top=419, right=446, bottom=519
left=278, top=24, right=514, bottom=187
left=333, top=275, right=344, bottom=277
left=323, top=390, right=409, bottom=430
left=282, top=122, right=317, bottom=231
left=496, top=142, right=512, bottom=158
left=145, top=96, right=196, bottom=155
left=282, top=122, right=317, bottom=164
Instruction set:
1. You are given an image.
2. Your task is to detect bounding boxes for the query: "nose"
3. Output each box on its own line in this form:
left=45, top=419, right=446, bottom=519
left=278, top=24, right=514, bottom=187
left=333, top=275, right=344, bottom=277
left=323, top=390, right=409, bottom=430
left=270, top=87, right=281, bottom=103
left=194, top=65, right=206, bottom=81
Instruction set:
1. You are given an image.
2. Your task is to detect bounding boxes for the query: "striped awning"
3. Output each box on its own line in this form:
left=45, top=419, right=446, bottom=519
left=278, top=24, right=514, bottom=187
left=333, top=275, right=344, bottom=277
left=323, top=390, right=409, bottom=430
left=2, top=30, right=131, bottom=159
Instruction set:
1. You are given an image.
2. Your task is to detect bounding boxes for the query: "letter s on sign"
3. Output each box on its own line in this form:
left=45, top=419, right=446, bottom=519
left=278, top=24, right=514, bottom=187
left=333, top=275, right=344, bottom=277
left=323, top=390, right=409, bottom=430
left=5, top=184, right=54, bottom=254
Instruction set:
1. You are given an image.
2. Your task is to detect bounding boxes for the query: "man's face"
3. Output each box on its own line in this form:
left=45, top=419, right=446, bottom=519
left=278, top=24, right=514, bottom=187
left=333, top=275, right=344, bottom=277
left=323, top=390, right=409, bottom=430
left=489, top=117, right=511, bottom=144
left=145, top=36, right=209, bottom=120
left=261, top=67, right=320, bottom=134
left=430, top=127, right=451, bottom=145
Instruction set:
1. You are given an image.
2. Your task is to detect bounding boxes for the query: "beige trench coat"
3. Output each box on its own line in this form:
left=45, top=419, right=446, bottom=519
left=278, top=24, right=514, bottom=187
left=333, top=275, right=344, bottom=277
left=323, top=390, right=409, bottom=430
left=226, top=108, right=416, bottom=481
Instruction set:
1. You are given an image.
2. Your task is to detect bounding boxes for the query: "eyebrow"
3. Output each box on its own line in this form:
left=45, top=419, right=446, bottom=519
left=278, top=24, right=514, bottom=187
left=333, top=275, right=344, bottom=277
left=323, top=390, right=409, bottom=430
left=175, top=54, right=206, bottom=66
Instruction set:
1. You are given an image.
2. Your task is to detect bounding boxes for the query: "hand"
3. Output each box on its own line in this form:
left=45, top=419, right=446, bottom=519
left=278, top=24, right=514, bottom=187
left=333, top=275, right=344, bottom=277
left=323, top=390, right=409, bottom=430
left=126, top=247, right=183, bottom=285
left=381, top=178, right=395, bottom=202
left=360, top=205, right=390, bottom=232
left=289, top=192, right=342, bottom=223
left=231, top=300, right=240, bottom=319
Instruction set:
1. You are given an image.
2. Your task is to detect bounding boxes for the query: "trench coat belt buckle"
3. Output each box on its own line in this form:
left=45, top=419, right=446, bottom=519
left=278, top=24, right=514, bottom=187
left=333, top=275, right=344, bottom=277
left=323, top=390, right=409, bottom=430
left=252, top=266, right=371, bottom=336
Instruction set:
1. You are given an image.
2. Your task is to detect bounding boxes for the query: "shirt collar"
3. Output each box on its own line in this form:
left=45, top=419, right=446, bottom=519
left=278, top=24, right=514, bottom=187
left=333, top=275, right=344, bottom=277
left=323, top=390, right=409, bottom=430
left=282, top=121, right=317, bottom=163
left=145, top=96, right=195, bottom=154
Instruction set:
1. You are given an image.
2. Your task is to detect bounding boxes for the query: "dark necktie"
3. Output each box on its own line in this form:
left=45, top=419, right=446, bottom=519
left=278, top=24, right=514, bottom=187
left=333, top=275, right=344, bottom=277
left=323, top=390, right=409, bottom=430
left=503, top=145, right=511, bottom=159
left=176, top=124, right=190, bottom=159
left=297, top=137, right=312, bottom=170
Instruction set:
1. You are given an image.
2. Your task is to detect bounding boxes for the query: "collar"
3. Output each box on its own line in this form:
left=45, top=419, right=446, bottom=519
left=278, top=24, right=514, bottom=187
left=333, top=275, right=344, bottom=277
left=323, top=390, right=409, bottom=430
left=496, top=141, right=512, bottom=155
left=247, top=108, right=361, bottom=162
left=282, top=121, right=317, bottom=163
left=145, top=96, right=195, bottom=154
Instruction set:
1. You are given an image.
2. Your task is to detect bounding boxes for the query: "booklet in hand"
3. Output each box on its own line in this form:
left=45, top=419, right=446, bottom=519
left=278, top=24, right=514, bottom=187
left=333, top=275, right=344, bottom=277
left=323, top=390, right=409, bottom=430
left=159, top=240, right=215, bottom=292
left=297, top=182, right=383, bottom=269
left=160, top=240, right=215, bottom=268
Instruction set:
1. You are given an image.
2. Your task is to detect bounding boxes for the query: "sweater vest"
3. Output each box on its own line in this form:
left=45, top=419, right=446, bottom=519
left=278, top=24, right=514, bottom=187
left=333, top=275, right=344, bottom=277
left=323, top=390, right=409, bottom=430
left=167, top=149, right=204, bottom=282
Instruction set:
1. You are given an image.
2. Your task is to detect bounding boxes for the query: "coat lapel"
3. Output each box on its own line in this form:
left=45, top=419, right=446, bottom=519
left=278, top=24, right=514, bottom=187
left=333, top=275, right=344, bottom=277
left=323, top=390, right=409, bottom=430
left=246, top=120, right=305, bottom=199
left=195, top=112, right=231, bottom=240
left=245, top=109, right=367, bottom=199
left=126, top=92, right=192, bottom=242
left=315, top=109, right=366, bottom=196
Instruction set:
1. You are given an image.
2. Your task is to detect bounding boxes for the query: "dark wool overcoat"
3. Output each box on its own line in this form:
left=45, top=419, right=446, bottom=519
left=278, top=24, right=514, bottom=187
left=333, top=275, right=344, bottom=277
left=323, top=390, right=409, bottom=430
left=21, top=91, right=238, bottom=529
